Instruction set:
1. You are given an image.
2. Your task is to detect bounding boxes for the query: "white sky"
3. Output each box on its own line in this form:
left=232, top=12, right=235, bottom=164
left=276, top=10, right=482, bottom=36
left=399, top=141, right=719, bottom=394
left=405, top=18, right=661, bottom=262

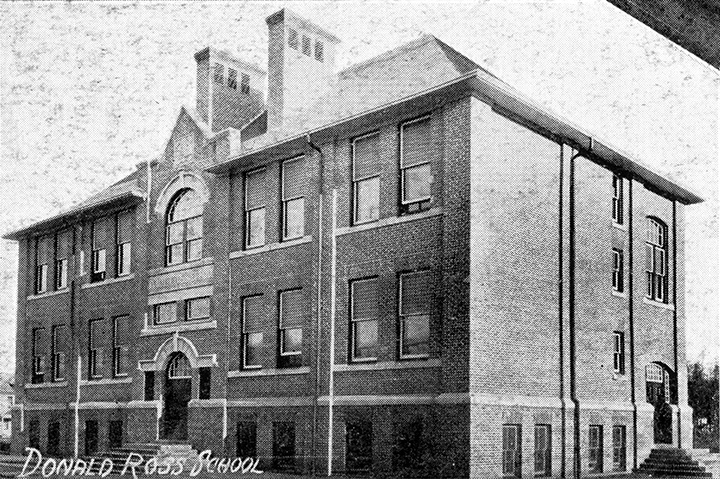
left=0, top=1, right=717, bottom=373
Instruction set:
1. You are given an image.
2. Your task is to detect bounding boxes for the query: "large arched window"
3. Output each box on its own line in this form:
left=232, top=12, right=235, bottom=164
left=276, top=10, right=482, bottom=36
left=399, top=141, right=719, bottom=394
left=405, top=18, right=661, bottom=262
left=167, top=353, right=192, bottom=379
left=166, top=188, right=203, bottom=265
left=646, top=217, right=668, bottom=303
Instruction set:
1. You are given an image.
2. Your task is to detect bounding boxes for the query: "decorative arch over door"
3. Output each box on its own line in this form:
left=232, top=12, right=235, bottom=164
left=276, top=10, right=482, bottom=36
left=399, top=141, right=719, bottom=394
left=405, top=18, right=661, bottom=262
left=138, top=333, right=216, bottom=372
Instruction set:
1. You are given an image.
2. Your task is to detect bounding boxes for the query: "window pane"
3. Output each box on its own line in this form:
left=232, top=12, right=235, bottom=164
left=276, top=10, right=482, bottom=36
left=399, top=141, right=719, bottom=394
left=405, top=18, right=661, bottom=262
left=154, top=303, right=176, bottom=325
left=187, top=297, right=210, bottom=321
left=353, top=320, right=378, bottom=359
left=94, top=249, right=106, bottom=273
left=280, top=290, right=303, bottom=327
left=167, top=223, right=184, bottom=245
left=352, top=279, right=378, bottom=320
left=401, top=272, right=430, bottom=315
left=186, top=216, right=203, bottom=240
left=402, top=117, right=431, bottom=168
left=282, top=157, right=306, bottom=199
left=245, top=332, right=263, bottom=367
left=169, top=189, right=203, bottom=222
left=167, top=244, right=183, bottom=265
left=187, top=238, right=202, bottom=261
left=402, top=314, right=429, bottom=356
left=353, top=134, right=380, bottom=180
left=355, top=177, right=380, bottom=223
left=245, top=169, right=266, bottom=210
left=282, top=327, right=302, bottom=354
left=243, top=296, right=264, bottom=331
left=247, top=208, right=265, bottom=247
left=118, top=243, right=131, bottom=275
left=403, top=163, right=431, bottom=203
left=284, top=197, right=304, bottom=239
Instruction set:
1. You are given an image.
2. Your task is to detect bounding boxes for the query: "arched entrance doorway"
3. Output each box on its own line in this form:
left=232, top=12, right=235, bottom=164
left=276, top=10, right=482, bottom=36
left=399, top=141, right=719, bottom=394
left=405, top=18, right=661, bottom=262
left=645, top=363, right=675, bottom=444
left=162, top=352, right=192, bottom=440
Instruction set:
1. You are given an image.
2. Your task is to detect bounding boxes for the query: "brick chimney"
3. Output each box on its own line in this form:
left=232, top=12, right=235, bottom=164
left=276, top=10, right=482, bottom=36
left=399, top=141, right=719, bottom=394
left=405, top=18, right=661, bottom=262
left=265, top=9, right=340, bottom=133
left=194, top=47, right=266, bottom=132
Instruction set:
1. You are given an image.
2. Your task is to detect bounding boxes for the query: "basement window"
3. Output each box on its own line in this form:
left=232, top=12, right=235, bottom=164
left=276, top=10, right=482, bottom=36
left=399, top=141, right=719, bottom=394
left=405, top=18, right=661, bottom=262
left=315, top=40, right=324, bottom=62
left=227, top=68, right=237, bottom=90
left=213, top=63, right=224, bottom=84
left=288, top=28, right=298, bottom=50
left=302, top=34, right=311, bottom=56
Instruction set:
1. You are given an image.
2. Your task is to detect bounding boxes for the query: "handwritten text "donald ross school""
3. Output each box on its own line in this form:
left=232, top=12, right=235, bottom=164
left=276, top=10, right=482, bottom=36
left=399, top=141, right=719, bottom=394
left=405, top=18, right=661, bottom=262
left=19, top=449, right=263, bottom=478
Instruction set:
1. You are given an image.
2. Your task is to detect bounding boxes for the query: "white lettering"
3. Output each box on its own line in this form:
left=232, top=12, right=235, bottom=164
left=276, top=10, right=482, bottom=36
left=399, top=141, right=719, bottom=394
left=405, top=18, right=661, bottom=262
left=249, top=458, right=263, bottom=475
left=99, top=459, right=113, bottom=478
left=170, top=457, right=185, bottom=476
left=144, top=457, right=158, bottom=476
left=41, top=458, right=57, bottom=477
left=20, top=448, right=42, bottom=478
left=84, top=458, right=96, bottom=476
left=70, top=458, right=87, bottom=476
left=229, top=458, right=242, bottom=473
left=121, top=453, right=144, bottom=479
left=189, top=450, right=211, bottom=477
left=56, top=458, right=74, bottom=476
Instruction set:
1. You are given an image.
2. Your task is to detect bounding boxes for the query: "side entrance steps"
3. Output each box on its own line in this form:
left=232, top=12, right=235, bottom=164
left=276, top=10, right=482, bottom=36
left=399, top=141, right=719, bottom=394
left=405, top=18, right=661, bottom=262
left=636, top=447, right=713, bottom=477
left=0, top=455, right=26, bottom=479
left=84, top=442, right=200, bottom=475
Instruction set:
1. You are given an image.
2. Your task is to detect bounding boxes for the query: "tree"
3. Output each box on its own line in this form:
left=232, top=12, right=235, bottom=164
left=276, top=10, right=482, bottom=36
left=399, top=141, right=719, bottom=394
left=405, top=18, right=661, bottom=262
left=688, top=361, right=719, bottom=451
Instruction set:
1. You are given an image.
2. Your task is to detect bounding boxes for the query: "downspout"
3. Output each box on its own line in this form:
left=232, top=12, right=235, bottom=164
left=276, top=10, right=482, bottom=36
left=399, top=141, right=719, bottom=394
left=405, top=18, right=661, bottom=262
left=327, top=190, right=338, bottom=477
left=629, top=180, right=638, bottom=469
left=558, top=145, right=566, bottom=478
left=672, top=200, right=680, bottom=447
left=568, top=149, right=581, bottom=479
left=307, top=134, right=324, bottom=476
left=225, top=172, right=232, bottom=454
left=146, top=158, right=152, bottom=224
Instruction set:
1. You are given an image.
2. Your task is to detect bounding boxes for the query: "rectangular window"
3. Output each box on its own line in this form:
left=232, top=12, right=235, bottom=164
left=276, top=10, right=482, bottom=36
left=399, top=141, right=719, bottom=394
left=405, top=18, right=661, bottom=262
left=55, top=258, right=67, bottom=290
left=279, top=289, right=303, bottom=357
left=502, top=424, right=521, bottom=478
left=113, top=316, right=130, bottom=377
left=185, top=297, right=210, bottom=321
left=400, top=116, right=432, bottom=214
left=116, top=211, right=132, bottom=276
left=237, top=422, right=257, bottom=458
left=35, top=235, right=50, bottom=294
left=612, top=248, right=624, bottom=293
left=399, top=271, right=431, bottom=358
left=47, top=421, right=61, bottom=456
left=613, top=332, right=625, bottom=374
left=227, top=68, right=237, bottom=89
left=213, top=63, right=224, bottom=84
left=89, top=319, right=106, bottom=379
left=287, top=28, right=298, bottom=50
left=153, top=302, right=177, bottom=325
left=534, top=424, right=551, bottom=476
left=242, top=295, right=264, bottom=369
left=301, top=34, right=311, bottom=56
left=240, top=73, right=250, bottom=94
left=315, top=40, right=324, bottom=62
left=281, top=157, right=305, bottom=240
left=144, top=371, right=155, bottom=401
left=612, top=174, right=623, bottom=224
left=350, top=278, right=378, bottom=361
left=28, top=420, right=40, bottom=450
left=646, top=218, right=668, bottom=303
left=91, top=219, right=107, bottom=282
left=51, top=325, right=67, bottom=382
left=272, top=422, right=296, bottom=471
left=612, top=425, right=626, bottom=471
left=31, top=328, right=46, bottom=384
left=245, top=168, right=266, bottom=248
left=199, top=367, right=211, bottom=399
left=588, top=425, right=603, bottom=473
left=55, top=228, right=71, bottom=290
left=352, top=133, right=380, bottom=224
left=35, top=263, right=48, bottom=294
left=346, top=420, right=372, bottom=472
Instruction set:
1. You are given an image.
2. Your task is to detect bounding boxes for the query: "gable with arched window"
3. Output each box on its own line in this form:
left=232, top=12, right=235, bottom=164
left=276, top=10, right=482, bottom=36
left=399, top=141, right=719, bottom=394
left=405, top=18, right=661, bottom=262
left=645, top=217, right=668, bottom=303
left=166, top=188, right=203, bottom=265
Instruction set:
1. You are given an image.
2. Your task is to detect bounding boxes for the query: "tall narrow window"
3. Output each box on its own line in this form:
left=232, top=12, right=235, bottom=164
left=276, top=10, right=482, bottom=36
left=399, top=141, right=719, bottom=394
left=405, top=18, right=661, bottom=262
left=35, top=235, right=50, bottom=294
left=245, top=168, right=266, bottom=248
left=144, top=371, right=155, bottom=401
left=31, top=328, right=46, bottom=384
left=315, top=40, right=324, bottom=62
left=55, top=229, right=71, bottom=290
left=113, top=316, right=130, bottom=377
left=51, top=325, right=67, bottom=382
left=153, top=302, right=177, bottom=325
left=399, top=271, right=431, bottom=358
left=199, top=367, right=211, bottom=399
left=612, top=174, right=623, bottom=224
left=352, top=133, right=380, bottom=224
left=240, top=73, right=250, bottom=94
left=400, top=116, right=432, bottom=214
left=213, top=63, right=224, bottom=84
left=502, top=424, right=521, bottom=478
left=89, top=319, right=105, bottom=379
left=646, top=218, right=668, bottom=302
left=242, top=295, right=264, bottom=369
left=588, top=425, right=603, bottom=473
left=279, top=289, right=303, bottom=358
left=613, top=332, right=625, bottom=374
left=350, top=278, right=378, bottom=361
left=237, top=422, right=257, bottom=458
left=91, top=218, right=107, bottom=282
left=287, top=28, right=298, bottom=50
left=185, top=297, right=210, bottom=321
left=612, top=425, right=626, bottom=471
left=227, top=68, right=237, bottom=90
left=612, top=248, right=624, bottom=293
left=166, top=189, right=203, bottom=265
left=346, top=420, right=372, bottom=472
left=272, top=422, right=296, bottom=471
left=116, top=211, right=132, bottom=276
left=534, top=424, right=551, bottom=477
left=281, top=157, right=305, bottom=240
left=301, top=34, right=311, bottom=56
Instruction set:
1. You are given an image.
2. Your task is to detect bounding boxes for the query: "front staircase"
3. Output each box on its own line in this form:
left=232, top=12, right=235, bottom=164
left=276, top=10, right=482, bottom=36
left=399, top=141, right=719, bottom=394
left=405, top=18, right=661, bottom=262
left=86, top=442, right=201, bottom=475
left=637, top=447, right=713, bottom=477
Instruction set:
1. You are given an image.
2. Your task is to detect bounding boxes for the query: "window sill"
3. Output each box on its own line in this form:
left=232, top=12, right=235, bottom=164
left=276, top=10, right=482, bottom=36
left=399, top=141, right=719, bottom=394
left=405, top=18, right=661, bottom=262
left=612, top=221, right=627, bottom=232
left=81, top=273, right=135, bottom=290
left=27, top=288, right=69, bottom=300
left=148, top=257, right=214, bottom=276
left=141, top=319, right=217, bottom=337
left=229, top=236, right=312, bottom=259
left=80, top=377, right=132, bottom=386
left=336, top=208, right=442, bottom=236
left=228, top=366, right=310, bottom=378
left=334, top=358, right=440, bottom=372
left=25, top=381, right=67, bottom=389
left=612, top=290, right=627, bottom=298
left=642, top=297, right=674, bottom=310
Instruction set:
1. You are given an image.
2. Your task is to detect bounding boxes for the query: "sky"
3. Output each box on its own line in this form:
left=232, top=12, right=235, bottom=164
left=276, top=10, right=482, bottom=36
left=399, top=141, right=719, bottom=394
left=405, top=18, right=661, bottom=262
left=0, top=0, right=717, bottom=374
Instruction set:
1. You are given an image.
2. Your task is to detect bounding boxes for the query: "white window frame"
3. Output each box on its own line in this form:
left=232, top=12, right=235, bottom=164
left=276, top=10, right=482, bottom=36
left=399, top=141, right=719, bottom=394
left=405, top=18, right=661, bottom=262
left=167, top=354, right=192, bottom=379
left=350, top=278, right=378, bottom=362
left=112, top=316, right=129, bottom=378
left=242, top=295, right=263, bottom=369
left=588, top=425, right=603, bottom=473
left=185, top=297, right=211, bottom=322
left=51, top=325, right=66, bottom=382
left=502, top=424, right=521, bottom=478
left=244, top=167, right=266, bottom=249
left=279, top=290, right=302, bottom=357
left=612, top=248, right=623, bottom=293
left=281, top=157, right=305, bottom=241
left=153, top=302, right=177, bottom=326
left=398, top=271, right=431, bottom=360
left=612, top=425, right=626, bottom=471
left=612, top=174, right=623, bottom=225
left=36, top=263, right=48, bottom=294
left=646, top=218, right=668, bottom=303
left=534, top=424, right=551, bottom=477
left=352, top=132, right=381, bottom=225
left=613, top=331, right=625, bottom=374
left=116, top=212, right=132, bottom=277
left=399, top=115, right=432, bottom=211
left=88, top=319, right=103, bottom=379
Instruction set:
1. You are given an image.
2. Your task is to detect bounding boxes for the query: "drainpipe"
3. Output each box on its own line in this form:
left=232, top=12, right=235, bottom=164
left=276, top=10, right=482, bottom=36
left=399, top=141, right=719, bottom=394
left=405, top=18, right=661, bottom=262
left=225, top=174, right=232, bottom=454
left=146, top=158, right=152, bottom=224
left=568, top=149, right=581, bottom=479
left=558, top=145, right=566, bottom=478
left=327, top=190, right=338, bottom=477
left=672, top=201, right=680, bottom=448
left=628, top=181, right=638, bottom=468
left=307, top=134, right=324, bottom=475
left=74, top=355, right=81, bottom=458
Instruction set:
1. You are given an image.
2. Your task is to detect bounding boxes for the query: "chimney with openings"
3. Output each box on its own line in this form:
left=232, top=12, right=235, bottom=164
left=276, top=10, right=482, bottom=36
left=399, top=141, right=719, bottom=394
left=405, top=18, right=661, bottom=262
left=265, top=9, right=340, bottom=133
left=194, top=47, right=266, bottom=132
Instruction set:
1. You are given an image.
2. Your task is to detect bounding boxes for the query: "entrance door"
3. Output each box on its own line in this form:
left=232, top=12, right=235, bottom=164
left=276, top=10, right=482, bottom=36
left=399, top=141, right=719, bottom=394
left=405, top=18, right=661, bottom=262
left=162, top=353, right=192, bottom=440
left=646, top=363, right=673, bottom=444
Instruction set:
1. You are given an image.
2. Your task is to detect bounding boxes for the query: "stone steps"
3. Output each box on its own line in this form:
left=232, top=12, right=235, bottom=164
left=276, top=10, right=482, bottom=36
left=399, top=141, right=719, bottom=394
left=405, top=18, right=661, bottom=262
left=637, top=447, right=713, bottom=477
